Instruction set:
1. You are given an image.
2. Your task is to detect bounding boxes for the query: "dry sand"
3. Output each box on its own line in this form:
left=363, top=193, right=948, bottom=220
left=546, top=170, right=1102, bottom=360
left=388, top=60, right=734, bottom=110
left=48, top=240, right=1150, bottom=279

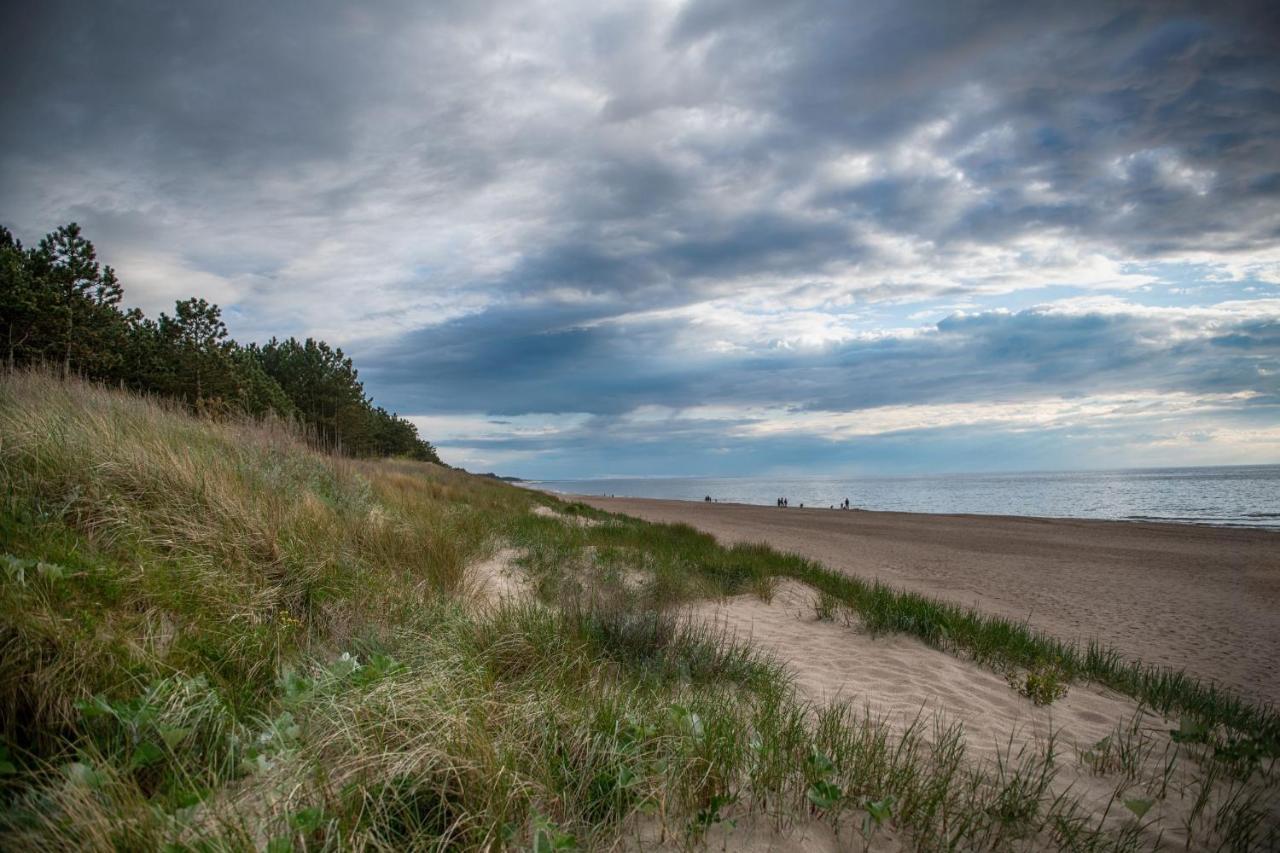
left=692, top=581, right=1143, bottom=766
left=486, top=506, right=1279, bottom=848
left=687, top=581, right=1249, bottom=850
left=574, top=497, right=1280, bottom=706
left=464, top=547, right=530, bottom=609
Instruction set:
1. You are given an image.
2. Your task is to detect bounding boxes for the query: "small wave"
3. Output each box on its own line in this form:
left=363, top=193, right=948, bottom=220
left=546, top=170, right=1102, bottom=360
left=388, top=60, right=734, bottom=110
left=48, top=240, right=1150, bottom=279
left=1123, top=514, right=1280, bottom=529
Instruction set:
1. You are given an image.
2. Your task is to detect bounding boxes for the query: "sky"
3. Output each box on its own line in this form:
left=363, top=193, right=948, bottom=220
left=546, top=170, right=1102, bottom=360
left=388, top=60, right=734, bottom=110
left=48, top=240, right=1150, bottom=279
left=3, top=0, right=1280, bottom=478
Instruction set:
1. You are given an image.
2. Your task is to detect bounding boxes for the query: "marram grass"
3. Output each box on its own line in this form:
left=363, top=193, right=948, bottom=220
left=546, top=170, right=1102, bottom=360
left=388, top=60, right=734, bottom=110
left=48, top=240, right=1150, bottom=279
left=505, top=506, right=1280, bottom=747
left=1, top=371, right=1276, bottom=851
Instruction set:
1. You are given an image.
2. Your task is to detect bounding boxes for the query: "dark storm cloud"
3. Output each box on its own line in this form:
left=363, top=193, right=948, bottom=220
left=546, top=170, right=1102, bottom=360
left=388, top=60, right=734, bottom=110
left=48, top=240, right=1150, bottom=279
left=689, top=0, right=1280, bottom=253
left=503, top=213, right=860, bottom=301
left=4, top=1, right=1279, bottom=472
left=743, top=307, right=1278, bottom=411
left=7, top=0, right=1277, bottom=299
left=361, top=301, right=691, bottom=415
left=363, top=300, right=1280, bottom=417
left=493, top=0, right=1280, bottom=308
left=1210, top=320, right=1280, bottom=351
left=1, top=0, right=477, bottom=174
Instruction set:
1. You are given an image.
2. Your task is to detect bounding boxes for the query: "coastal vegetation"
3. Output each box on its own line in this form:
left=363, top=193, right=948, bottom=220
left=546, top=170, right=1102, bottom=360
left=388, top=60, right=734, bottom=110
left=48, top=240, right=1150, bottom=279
left=510, top=504, right=1280, bottom=745
left=1, top=371, right=1277, bottom=850
left=0, top=223, right=437, bottom=461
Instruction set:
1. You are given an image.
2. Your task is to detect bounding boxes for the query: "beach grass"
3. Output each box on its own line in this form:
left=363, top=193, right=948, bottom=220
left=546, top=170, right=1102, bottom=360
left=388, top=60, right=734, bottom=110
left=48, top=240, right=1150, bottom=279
left=504, top=507, right=1280, bottom=751
left=1, top=371, right=1276, bottom=850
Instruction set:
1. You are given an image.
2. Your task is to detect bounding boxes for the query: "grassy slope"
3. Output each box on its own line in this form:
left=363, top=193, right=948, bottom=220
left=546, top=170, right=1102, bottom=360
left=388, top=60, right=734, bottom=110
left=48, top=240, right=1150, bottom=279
left=1, top=373, right=1275, bottom=851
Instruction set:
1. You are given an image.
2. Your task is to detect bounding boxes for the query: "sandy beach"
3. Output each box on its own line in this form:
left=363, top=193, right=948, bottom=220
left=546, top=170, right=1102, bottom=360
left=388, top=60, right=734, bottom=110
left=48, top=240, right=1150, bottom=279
left=574, top=496, right=1280, bottom=706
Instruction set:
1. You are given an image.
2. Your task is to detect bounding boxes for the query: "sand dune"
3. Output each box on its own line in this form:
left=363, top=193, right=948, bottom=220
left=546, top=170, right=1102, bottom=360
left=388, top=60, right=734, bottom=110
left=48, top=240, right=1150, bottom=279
left=575, top=497, right=1280, bottom=706
left=502, top=505, right=1279, bottom=848
left=687, top=580, right=1252, bottom=849
left=692, top=581, right=1137, bottom=763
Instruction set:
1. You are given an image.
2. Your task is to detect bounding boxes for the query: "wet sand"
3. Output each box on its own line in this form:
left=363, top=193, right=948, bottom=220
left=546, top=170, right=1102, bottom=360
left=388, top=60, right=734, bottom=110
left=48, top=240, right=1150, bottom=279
left=574, top=496, right=1280, bottom=705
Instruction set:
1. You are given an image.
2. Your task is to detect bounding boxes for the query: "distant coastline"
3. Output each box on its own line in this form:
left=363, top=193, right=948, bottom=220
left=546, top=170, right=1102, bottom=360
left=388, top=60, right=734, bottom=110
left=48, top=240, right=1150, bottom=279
left=473, top=471, right=525, bottom=482
left=530, top=464, right=1280, bottom=529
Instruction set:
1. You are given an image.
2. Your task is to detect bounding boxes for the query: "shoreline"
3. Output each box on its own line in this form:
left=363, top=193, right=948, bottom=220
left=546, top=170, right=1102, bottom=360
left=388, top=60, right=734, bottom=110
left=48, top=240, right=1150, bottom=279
left=529, top=483, right=1280, bottom=533
left=566, top=493, right=1280, bottom=706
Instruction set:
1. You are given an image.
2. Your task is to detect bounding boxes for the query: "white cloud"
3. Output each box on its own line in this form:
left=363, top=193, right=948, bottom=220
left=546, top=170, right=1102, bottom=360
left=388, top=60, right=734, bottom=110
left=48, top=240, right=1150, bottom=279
left=716, top=392, right=1262, bottom=440
left=111, top=251, right=247, bottom=317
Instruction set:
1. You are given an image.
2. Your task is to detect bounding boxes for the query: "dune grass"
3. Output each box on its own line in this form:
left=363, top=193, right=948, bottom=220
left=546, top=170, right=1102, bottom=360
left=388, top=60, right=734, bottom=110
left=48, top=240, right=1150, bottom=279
left=1, top=372, right=1276, bottom=850
left=505, top=505, right=1280, bottom=750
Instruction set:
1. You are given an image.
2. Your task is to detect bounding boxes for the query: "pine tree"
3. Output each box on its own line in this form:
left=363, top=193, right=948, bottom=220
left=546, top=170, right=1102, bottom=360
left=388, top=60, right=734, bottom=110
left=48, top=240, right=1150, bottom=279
left=0, top=227, right=36, bottom=371
left=159, top=297, right=232, bottom=408
left=5, top=221, right=441, bottom=462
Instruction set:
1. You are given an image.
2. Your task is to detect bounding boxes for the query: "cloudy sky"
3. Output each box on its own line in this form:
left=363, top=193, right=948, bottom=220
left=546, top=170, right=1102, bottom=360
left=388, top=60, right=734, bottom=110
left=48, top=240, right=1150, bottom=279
left=4, top=1, right=1279, bottom=477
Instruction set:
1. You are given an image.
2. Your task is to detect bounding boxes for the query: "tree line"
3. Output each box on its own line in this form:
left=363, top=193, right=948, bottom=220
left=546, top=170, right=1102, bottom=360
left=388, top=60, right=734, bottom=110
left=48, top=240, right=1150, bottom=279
left=0, top=222, right=440, bottom=462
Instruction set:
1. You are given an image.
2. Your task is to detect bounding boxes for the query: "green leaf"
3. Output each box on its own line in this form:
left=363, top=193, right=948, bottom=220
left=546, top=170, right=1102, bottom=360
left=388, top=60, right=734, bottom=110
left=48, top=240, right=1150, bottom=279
left=129, top=741, right=165, bottom=770
left=532, top=813, right=578, bottom=852
left=330, top=651, right=361, bottom=678
left=290, top=806, right=325, bottom=833
left=357, top=653, right=403, bottom=684
left=1123, top=797, right=1153, bottom=819
left=278, top=713, right=301, bottom=742
left=865, top=795, right=895, bottom=824
left=807, top=748, right=836, bottom=778
left=615, top=765, right=637, bottom=789
left=174, top=787, right=210, bottom=809
left=691, top=792, right=737, bottom=829
left=159, top=725, right=193, bottom=749
left=36, top=561, right=65, bottom=581
left=64, top=762, right=105, bottom=788
left=278, top=668, right=313, bottom=703
left=807, top=780, right=842, bottom=810
left=74, top=695, right=114, bottom=720
left=671, top=703, right=704, bottom=738
left=1, top=554, right=32, bottom=584
left=240, top=752, right=274, bottom=775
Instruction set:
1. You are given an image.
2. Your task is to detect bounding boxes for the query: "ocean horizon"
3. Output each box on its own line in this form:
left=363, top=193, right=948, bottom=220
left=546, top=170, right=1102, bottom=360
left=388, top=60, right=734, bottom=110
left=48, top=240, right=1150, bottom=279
left=534, top=463, right=1280, bottom=529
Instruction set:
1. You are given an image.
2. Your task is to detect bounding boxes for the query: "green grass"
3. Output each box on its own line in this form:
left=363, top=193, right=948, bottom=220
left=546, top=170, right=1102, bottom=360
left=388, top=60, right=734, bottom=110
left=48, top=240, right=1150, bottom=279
left=1, top=371, right=1277, bottom=850
left=505, top=508, right=1280, bottom=748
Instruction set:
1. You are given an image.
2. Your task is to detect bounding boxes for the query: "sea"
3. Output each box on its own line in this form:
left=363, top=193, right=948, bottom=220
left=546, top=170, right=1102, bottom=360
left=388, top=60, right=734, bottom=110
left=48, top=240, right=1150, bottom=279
left=533, top=465, right=1280, bottom=530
